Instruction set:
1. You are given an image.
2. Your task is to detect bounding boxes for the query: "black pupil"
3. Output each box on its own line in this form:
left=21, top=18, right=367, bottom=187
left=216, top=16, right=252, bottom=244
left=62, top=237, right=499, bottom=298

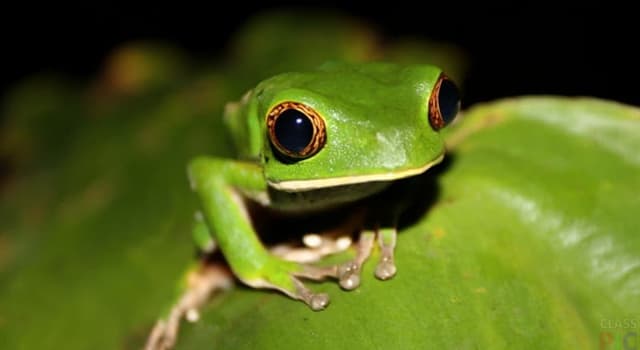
left=439, top=79, right=461, bottom=125
left=274, top=109, right=314, bottom=154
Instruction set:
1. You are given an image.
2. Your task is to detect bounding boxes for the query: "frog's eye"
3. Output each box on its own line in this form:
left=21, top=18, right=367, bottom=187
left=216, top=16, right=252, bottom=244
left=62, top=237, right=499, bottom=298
left=267, top=102, right=327, bottom=161
left=428, top=74, right=461, bottom=130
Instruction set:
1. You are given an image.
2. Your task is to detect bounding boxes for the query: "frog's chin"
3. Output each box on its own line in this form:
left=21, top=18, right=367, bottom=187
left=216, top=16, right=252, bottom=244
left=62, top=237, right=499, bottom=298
left=268, top=153, right=445, bottom=192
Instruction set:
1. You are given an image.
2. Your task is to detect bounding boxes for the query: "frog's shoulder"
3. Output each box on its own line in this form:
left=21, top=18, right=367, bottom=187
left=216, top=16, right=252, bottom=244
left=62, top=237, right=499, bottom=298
left=224, top=90, right=261, bottom=160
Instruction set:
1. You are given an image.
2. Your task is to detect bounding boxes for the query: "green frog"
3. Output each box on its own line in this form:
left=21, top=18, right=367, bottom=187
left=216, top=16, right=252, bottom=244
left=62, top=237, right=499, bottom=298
left=147, top=61, right=460, bottom=349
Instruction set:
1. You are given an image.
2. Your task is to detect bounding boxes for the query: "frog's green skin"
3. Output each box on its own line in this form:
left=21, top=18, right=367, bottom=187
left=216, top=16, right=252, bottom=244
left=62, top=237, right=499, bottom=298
left=188, top=61, right=448, bottom=309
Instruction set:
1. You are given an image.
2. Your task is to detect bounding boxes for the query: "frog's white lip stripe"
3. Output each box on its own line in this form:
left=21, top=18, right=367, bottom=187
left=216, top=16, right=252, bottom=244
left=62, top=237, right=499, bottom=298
left=268, top=153, right=445, bottom=192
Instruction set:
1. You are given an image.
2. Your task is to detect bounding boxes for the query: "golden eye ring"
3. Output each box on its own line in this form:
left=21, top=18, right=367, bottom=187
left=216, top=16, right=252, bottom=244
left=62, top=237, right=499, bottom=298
left=266, top=102, right=327, bottom=160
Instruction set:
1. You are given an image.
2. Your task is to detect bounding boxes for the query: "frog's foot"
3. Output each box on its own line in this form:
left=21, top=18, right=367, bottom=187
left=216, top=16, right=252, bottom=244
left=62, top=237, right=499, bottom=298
left=334, top=226, right=397, bottom=289
left=270, top=233, right=352, bottom=263
left=241, top=259, right=340, bottom=311
left=145, top=264, right=233, bottom=350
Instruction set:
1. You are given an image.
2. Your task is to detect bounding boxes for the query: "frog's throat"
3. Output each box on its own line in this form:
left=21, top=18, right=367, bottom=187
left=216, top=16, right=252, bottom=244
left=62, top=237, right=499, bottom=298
left=268, top=153, right=445, bottom=192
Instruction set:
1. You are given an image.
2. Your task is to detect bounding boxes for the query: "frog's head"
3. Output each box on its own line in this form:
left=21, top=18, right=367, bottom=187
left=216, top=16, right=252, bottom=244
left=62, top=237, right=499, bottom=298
left=253, top=61, right=460, bottom=191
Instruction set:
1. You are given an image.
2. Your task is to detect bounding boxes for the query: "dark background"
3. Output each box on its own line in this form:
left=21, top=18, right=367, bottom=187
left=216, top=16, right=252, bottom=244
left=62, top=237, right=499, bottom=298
left=1, top=4, right=638, bottom=108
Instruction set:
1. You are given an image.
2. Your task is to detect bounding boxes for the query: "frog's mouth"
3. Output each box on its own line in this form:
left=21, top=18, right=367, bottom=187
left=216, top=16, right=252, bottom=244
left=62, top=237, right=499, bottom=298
left=268, top=153, right=445, bottom=192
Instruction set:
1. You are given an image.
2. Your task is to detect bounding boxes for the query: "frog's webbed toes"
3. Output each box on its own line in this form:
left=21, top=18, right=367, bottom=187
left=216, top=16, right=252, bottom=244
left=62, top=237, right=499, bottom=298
left=261, top=225, right=396, bottom=311
left=335, top=226, right=397, bottom=289
left=245, top=267, right=332, bottom=311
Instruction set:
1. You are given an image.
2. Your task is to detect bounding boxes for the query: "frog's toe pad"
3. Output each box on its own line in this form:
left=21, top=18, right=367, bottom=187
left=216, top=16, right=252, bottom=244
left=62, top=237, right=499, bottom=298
left=309, top=293, right=330, bottom=310
left=375, top=258, right=397, bottom=280
left=337, top=261, right=361, bottom=290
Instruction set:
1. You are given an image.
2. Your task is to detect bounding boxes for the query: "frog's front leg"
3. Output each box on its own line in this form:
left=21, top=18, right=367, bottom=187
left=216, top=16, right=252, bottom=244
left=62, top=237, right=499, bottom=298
left=188, top=156, right=331, bottom=310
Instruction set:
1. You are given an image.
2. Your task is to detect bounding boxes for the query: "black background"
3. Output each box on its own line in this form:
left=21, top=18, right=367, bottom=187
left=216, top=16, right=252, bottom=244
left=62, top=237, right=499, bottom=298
left=2, top=3, right=639, bottom=108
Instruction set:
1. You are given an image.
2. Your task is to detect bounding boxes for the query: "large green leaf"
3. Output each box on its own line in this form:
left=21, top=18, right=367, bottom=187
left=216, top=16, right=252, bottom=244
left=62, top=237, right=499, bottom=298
left=173, top=97, right=640, bottom=349
left=1, top=11, right=638, bottom=350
